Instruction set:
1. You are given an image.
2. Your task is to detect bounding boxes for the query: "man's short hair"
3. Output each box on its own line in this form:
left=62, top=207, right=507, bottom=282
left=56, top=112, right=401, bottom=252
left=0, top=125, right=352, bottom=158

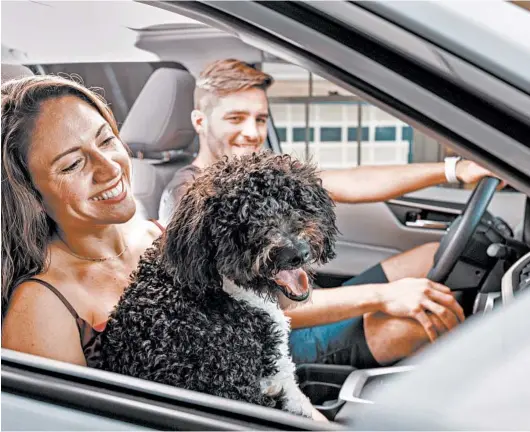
left=194, top=59, right=274, bottom=112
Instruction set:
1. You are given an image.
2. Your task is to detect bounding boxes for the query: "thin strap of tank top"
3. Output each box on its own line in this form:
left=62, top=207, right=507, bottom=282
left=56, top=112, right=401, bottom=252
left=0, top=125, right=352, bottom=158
left=25, top=278, right=80, bottom=320
left=149, top=218, right=166, bottom=233
left=23, top=223, right=163, bottom=324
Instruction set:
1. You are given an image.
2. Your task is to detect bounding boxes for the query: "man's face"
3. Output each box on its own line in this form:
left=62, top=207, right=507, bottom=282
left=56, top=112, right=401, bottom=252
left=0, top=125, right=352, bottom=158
left=195, top=87, right=269, bottom=160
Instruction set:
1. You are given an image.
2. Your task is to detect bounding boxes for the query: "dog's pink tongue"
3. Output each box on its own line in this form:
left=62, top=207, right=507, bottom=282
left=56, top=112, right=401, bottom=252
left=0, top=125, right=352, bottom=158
left=274, top=268, right=309, bottom=297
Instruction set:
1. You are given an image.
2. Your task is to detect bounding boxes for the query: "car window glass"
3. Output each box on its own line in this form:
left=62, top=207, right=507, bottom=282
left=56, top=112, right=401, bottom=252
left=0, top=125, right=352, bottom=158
left=264, top=61, right=504, bottom=191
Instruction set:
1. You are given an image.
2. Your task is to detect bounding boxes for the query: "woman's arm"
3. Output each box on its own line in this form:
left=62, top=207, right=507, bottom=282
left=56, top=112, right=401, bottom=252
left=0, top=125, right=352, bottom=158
left=2, top=281, right=87, bottom=366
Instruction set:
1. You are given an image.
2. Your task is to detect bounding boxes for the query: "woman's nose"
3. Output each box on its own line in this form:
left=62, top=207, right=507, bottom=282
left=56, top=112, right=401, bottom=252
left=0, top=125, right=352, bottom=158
left=92, top=153, right=121, bottom=183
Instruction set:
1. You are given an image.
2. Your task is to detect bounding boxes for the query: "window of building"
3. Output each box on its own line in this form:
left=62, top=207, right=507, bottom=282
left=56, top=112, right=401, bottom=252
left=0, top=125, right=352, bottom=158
left=348, top=127, right=369, bottom=142
left=375, top=126, right=397, bottom=141
left=402, top=126, right=413, bottom=143
left=320, top=127, right=342, bottom=142
left=293, top=127, right=314, bottom=142
left=276, top=127, right=287, bottom=142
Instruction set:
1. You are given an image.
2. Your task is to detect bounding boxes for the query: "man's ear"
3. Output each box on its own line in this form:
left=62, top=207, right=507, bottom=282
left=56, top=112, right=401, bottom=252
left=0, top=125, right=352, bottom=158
left=191, top=109, right=206, bottom=134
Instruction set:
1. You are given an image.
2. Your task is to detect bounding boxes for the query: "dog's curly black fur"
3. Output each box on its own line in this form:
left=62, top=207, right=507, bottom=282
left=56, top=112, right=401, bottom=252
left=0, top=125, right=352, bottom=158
left=98, top=152, right=337, bottom=416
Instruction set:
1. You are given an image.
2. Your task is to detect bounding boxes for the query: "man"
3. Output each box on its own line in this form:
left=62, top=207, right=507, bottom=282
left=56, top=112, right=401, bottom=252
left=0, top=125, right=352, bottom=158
left=159, top=59, right=494, bottom=368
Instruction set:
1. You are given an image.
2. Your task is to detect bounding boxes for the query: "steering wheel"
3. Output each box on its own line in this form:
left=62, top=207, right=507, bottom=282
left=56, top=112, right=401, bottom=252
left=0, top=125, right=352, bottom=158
left=428, top=177, right=501, bottom=284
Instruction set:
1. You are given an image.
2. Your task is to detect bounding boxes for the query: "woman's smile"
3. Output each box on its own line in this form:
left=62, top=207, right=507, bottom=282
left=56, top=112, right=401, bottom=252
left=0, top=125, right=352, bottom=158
left=89, top=177, right=127, bottom=203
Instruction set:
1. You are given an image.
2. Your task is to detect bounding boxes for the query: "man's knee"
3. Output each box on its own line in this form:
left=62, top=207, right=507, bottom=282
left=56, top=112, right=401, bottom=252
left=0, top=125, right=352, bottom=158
left=382, top=241, right=440, bottom=281
left=421, top=241, right=440, bottom=257
left=363, top=311, right=429, bottom=365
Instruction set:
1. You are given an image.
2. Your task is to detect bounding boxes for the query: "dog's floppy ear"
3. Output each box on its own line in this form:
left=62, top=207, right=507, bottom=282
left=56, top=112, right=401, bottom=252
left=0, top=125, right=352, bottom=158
left=161, top=185, right=221, bottom=296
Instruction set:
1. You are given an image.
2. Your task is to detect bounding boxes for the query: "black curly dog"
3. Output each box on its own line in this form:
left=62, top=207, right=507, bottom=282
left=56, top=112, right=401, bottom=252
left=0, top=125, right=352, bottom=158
left=99, top=152, right=337, bottom=417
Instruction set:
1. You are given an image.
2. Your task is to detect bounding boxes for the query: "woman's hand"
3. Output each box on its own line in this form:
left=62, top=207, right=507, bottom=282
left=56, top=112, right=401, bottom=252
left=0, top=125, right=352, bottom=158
left=377, top=278, right=465, bottom=342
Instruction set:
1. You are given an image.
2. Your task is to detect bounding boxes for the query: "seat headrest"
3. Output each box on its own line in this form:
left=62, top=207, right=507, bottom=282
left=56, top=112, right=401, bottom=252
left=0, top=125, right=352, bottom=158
left=1, top=64, right=34, bottom=82
left=120, top=68, right=196, bottom=153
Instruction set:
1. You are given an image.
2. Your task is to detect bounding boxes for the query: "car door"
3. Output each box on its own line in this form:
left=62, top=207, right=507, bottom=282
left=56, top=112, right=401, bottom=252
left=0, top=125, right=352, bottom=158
left=2, top=349, right=341, bottom=431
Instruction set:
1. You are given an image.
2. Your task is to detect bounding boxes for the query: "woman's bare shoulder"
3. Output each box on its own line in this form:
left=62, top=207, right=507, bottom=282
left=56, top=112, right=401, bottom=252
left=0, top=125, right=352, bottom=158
left=131, top=218, right=165, bottom=243
left=2, top=278, right=86, bottom=366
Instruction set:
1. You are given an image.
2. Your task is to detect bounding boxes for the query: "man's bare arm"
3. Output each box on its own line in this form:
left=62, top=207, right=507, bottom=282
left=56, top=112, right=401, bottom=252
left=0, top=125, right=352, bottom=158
left=285, top=279, right=464, bottom=342
left=286, top=284, right=382, bottom=329
left=318, top=160, right=495, bottom=204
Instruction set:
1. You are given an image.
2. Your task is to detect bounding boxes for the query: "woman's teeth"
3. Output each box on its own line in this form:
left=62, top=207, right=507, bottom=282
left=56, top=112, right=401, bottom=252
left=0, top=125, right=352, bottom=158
left=91, top=180, right=124, bottom=201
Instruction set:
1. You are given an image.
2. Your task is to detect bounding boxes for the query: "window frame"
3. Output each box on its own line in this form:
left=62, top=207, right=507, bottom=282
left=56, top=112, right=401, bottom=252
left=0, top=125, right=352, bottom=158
left=2, top=349, right=331, bottom=431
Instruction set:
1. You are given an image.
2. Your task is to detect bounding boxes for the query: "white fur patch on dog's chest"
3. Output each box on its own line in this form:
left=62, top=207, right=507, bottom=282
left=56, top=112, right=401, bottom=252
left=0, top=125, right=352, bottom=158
left=222, top=278, right=313, bottom=417
left=222, top=279, right=291, bottom=395
left=222, top=278, right=291, bottom=336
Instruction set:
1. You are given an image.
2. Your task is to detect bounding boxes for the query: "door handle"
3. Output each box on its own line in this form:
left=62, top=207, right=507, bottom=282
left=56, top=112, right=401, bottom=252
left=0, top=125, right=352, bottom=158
left=405, top=220, right=450, bottom=230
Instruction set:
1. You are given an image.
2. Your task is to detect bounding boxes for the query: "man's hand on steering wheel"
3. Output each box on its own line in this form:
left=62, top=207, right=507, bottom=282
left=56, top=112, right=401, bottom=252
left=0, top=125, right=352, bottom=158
left=456, top=160, right=501, bottom=185
left=377, top=278, right=465, bottom=342
left=377, top=176, right=501, bottom=342
left=373, top=172, right=502, bottom=342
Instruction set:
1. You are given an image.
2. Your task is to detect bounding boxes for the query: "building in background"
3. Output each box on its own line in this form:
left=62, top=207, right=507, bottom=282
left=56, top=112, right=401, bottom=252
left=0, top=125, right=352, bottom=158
left=264, top=62, right=446, bottom=170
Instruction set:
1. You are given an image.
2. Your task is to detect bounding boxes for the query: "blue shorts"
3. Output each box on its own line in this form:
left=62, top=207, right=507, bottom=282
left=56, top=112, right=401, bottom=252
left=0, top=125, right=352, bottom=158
left=289, top=263, right=388, bottom=368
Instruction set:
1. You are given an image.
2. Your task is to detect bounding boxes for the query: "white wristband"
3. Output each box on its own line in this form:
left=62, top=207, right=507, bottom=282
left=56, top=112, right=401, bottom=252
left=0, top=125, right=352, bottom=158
left=444, top=157, right=461, bottom=183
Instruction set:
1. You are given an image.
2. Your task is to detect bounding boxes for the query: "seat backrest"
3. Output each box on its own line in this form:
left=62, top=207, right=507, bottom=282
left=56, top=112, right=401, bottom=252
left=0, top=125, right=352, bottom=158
left=1, top=64, right=34, bottom=82
left=129, top=159, right=163, bottom=220
left=120, top=67, right=197, bottom=219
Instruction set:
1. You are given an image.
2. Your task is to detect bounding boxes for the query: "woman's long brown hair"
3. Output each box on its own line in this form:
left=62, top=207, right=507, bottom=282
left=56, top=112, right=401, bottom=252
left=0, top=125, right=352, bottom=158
left=1, top=75, right=120, bottom=318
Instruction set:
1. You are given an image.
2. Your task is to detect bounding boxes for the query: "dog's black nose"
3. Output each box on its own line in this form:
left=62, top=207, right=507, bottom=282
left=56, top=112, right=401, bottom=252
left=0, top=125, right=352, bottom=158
left=298, top=242, right=311, bottom=263
left=277, top=241, right=311, bottom=268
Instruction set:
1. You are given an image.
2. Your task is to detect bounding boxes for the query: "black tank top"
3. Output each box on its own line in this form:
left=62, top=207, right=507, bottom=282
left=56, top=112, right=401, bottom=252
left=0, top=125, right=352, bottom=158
left=11, top=219, right=165, bottom=368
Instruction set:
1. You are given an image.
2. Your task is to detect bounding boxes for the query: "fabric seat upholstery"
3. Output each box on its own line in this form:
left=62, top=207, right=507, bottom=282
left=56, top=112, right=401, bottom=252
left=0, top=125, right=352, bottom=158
left=120, top=67, right=197, bottom=219
left=1, top=64, right=34, bottom=82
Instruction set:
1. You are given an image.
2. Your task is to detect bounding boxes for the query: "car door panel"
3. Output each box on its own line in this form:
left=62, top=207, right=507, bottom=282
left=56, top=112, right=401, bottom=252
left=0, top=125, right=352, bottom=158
left=318, top=188, right=526, bottom=277
left=317, top=201, right=443, bottom=277
left=405, top=187, right=526, bottom=229
left=2, top=349, right=336, bottom=432
left=1, top=393, right=150, bottom=432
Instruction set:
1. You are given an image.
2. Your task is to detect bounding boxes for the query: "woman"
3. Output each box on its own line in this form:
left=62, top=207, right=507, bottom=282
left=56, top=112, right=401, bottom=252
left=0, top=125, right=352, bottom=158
left=1, top=75, right=164, bottom=367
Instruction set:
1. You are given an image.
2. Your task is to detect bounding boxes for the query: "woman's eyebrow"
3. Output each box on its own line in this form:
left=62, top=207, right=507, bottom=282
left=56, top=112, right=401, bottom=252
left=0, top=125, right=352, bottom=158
left=95, top=123, right=108, bottom=139
left=51, top=146, right=82, bottom=165
left=51, top=123, right=108, bottom=165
